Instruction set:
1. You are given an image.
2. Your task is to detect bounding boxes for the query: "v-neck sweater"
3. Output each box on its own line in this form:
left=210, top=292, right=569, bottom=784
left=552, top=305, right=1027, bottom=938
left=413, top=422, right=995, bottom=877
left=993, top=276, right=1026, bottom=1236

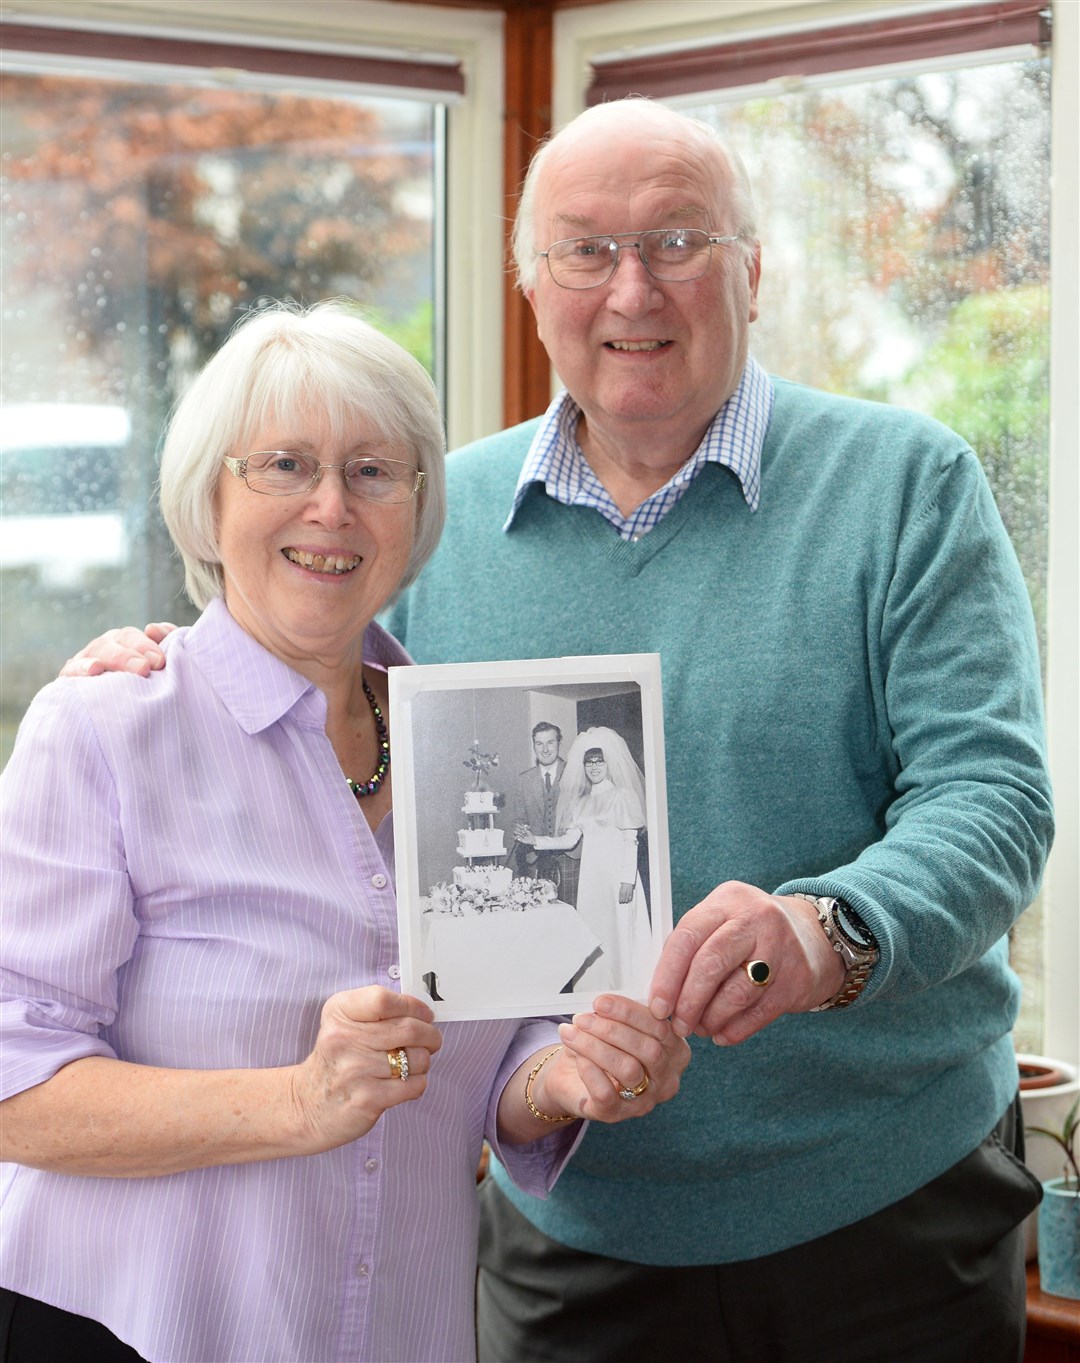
left=383, top=375, right=1053, bottom=1264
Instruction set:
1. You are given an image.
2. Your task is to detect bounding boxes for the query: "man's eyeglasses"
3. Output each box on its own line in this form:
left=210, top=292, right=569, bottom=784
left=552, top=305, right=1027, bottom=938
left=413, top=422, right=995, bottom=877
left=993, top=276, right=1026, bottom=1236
left=223, top=451, right=425, bottom=503
left=538, top=227, right=742, bottom=290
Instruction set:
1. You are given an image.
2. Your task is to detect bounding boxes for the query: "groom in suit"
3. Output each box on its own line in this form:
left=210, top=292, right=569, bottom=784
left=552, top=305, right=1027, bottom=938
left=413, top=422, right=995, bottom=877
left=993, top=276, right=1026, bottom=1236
left=510, top=722, right=579, bottom=906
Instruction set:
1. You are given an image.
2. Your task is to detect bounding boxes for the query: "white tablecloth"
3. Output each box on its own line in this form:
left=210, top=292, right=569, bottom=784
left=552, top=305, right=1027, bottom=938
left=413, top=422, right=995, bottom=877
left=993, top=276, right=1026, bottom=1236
left=421, top=900, right=601, bottom=1008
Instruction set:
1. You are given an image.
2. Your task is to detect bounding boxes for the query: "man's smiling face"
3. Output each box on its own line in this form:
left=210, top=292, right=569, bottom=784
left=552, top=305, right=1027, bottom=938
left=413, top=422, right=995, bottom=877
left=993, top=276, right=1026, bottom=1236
left=533, top=730, right=560, bottom=766
left=525, top=103, right=760, bottom=465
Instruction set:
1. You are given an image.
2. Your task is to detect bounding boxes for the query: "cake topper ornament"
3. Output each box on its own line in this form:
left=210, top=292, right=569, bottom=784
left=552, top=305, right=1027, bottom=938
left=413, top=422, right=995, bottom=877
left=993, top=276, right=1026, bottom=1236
left=463, top=738, right=499, bottom=790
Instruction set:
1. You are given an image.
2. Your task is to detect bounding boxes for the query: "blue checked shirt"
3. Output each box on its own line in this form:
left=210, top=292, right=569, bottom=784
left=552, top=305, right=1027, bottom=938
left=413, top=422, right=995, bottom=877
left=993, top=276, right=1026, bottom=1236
left=504, top=357, right=774, bottom=540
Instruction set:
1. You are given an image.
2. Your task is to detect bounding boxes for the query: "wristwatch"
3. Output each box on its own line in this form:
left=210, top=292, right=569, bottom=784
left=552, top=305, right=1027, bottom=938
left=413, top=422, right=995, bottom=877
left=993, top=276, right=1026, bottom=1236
left=792, top=894, right=880, bottom=1011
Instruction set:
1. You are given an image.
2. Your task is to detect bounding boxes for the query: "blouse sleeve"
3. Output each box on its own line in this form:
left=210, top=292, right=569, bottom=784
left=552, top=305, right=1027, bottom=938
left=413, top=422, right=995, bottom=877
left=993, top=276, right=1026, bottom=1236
left=0, top=682, right=137, bottom=1100
left=483, top=1018, right=586, bottom=1195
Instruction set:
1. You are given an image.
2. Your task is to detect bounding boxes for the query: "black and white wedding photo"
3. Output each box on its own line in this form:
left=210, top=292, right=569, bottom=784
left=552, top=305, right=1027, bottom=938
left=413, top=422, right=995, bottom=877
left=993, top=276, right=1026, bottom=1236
left=390, top=654, right=670, bottom=1019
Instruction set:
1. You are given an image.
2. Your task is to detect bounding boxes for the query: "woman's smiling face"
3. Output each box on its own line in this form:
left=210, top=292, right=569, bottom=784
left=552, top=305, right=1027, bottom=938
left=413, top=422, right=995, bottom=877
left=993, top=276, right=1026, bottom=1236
left=215, top=410, right=417, bottom=669
left=584, top=751, right=608, bottom=784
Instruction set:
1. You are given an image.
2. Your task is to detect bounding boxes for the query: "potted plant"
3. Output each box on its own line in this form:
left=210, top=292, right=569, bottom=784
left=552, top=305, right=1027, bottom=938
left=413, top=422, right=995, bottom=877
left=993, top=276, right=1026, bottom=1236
left=1019, top=1057, right=1071, bottom=1090
left=1018, top=1054, right=1079, bottom=1261
left=1026, top=1095, right=1080, bottom=1300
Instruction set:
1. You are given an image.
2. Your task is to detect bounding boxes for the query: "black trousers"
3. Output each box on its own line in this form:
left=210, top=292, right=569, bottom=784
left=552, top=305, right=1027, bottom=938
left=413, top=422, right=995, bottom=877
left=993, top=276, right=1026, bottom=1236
left=477, top=1096, right=1041, bottom=1363
left=0, top=1289, right=148, bottom=1363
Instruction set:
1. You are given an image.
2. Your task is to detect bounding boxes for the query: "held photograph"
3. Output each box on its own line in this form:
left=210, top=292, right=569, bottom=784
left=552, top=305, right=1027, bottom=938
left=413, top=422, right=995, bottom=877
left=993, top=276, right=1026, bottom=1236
left=390, top=654, right=670, bottom=1021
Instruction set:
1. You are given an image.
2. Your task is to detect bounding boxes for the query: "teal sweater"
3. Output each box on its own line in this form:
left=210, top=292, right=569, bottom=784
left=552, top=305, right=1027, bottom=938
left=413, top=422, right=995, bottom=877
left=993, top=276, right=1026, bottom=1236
left=383, top=378, right=1053, bottom=1264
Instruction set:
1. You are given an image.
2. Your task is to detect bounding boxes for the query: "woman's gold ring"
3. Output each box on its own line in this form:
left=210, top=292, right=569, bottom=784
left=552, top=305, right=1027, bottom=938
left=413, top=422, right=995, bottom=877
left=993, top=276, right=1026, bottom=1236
left=745, top=960, right=772, bottom=987
left=387, top=1048, right=409, bottom=1081
left=618, top=1068, right=650, bottom=1101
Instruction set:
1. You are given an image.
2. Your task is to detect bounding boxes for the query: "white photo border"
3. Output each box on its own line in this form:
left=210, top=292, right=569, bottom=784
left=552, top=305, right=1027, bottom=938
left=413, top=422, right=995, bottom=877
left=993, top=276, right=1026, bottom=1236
left=390, top=653, right=670, bottom=1021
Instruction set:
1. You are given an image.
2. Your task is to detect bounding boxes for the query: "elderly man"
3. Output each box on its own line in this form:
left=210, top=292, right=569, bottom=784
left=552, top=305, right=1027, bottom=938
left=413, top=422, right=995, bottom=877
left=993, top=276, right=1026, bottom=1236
left=68, top=98, right=1053, bottom=1362
left=389, top=98, right=1052, bottom=1363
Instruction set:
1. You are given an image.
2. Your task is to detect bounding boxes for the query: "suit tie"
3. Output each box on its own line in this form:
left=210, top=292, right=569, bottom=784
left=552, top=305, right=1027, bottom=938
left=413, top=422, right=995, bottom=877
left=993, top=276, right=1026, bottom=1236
left=545, top=771, right=551, bottom=792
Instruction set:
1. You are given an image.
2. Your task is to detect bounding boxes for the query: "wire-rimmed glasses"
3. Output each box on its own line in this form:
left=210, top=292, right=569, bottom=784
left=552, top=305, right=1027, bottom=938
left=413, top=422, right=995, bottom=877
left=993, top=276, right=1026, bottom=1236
left=538, top=227, right=742, bottom=290
left=223, top=450, right=425, bottom=503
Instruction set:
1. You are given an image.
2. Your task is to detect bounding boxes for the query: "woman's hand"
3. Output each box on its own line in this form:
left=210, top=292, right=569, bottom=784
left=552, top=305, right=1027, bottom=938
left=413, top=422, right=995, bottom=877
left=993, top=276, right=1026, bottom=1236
left=514, top=823, right=536, bottom=846
left=289, top=986, right=443, bottom=1153
left=58, top=622, right=177, bottom=678
left=524, top=995, right=690, bottom=1130
left=1, top=986, right=444, bottom=1178
left=618, top=882, right=635, bottom=904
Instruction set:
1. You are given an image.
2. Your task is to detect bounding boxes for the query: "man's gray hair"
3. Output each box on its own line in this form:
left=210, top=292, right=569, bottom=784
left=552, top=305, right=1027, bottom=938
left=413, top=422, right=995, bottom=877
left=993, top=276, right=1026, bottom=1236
left=158, top=299, right=446, bottom=610
left=511, top=98, right=758, bottom=292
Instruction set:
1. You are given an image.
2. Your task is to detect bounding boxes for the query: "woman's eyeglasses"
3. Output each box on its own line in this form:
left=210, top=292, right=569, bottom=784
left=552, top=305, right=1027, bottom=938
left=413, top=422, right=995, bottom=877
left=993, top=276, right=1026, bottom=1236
left=223, top=450, right=425, bottom=503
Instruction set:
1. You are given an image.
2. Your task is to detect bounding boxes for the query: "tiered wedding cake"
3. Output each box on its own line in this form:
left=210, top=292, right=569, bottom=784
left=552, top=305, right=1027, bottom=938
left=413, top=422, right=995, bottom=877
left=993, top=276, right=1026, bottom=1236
left=454, top=790, right=513, bottom=896
left=426, top=742, right=558, bottom=915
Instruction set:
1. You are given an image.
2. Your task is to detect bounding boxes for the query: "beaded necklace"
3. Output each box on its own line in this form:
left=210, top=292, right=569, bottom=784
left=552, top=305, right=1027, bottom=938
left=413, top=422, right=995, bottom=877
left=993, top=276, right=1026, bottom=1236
left=344, top=678, right=390, bottom=799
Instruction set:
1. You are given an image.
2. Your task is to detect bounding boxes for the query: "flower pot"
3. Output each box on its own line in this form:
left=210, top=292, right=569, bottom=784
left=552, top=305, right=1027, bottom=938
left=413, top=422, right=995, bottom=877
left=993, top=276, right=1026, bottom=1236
left=1020, top=1059, right=1070, bottom=1090
left=1018, top=1054, right=1080, bottom=1261
left=1037, top=1178, right=1080, bottom=1300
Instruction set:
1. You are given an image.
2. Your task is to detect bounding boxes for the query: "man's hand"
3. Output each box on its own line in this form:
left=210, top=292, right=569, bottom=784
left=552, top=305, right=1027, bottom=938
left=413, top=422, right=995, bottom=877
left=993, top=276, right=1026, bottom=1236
left=648, top=881, right=845, bottom=1045
left=59, top=623, right=177, bottom=678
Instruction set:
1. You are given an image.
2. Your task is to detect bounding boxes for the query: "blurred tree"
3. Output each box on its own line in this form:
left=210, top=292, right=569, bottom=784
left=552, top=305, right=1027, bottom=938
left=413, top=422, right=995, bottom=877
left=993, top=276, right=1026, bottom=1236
left=904, top=285, right=1050, bottom=636
left=2, top=73, right=434, bottom=393
left=367, top=300, right=435, bottom=379
left=707, top=62, right=1049, bottom=408
left=0, top=69, right=438, bottom=746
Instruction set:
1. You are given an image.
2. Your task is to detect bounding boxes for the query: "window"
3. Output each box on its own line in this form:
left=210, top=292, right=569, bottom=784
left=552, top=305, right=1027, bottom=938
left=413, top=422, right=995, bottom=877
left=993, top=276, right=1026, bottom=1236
left=0, top=58, right=442, bottom=763
left=0, top=0, right=513, bottom=767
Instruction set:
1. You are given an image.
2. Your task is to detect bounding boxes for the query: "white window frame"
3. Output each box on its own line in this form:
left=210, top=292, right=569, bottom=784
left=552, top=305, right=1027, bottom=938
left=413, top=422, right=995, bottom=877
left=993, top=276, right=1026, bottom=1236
left=554, top=0, right=1078, bottom=1066
left=3, top=0, right=508, bottom=453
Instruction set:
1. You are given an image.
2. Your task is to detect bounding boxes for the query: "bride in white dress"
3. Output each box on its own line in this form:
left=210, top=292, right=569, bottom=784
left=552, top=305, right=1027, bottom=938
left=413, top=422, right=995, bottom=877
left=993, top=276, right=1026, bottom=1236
left=514, top=727, right=650, bottom=993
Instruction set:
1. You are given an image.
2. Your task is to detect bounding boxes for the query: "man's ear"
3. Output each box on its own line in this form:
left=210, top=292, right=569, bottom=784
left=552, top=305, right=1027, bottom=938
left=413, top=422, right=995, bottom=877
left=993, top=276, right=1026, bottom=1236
left=746, top=244, right=762, bottom=325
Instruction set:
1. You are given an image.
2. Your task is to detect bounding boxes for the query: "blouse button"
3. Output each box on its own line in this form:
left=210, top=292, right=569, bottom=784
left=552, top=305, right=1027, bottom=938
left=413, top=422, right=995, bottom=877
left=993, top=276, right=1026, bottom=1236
left=371, top=873, right=388, bottom=889
left=364, top=1158, right=380, bottom=1174
left=355, top=1261, right=371, bottom=1278
left=387, top=964, right=401, bottom=980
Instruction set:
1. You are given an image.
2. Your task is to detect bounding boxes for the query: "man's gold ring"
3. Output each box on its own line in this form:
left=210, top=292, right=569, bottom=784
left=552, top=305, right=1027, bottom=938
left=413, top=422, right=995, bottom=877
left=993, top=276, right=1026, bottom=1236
left=618, top=1068, right=650, bottom=1101
left=387, top=1048, right=409, bottom=1081
left=745, top=960, right=772, bottom=987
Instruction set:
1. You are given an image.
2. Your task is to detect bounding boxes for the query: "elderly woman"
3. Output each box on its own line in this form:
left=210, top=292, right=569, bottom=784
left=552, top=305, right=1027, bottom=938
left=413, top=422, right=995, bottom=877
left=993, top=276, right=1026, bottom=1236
left=0, top=303, right=688, bottom=1363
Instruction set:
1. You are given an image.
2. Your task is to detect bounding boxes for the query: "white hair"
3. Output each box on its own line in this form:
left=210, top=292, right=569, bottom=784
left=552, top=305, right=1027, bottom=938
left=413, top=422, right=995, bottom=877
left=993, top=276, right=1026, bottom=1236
left=158, top=299, right=446, bottom=610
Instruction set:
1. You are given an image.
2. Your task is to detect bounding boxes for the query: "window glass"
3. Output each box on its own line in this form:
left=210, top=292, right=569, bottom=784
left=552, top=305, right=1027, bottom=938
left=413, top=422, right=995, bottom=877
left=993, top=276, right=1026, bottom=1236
left=1, top=67, right=440, bottom=764
left=680, top=56, right=1050, bottom=1050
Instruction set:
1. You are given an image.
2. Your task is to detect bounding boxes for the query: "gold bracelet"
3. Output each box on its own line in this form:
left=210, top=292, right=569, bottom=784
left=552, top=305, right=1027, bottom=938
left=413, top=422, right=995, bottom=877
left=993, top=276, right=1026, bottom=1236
left=524, top=1046, right=575, bottom=1124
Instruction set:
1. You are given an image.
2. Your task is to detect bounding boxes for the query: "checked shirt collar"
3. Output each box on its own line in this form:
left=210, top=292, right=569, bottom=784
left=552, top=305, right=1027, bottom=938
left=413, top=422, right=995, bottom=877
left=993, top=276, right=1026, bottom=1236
left=504, top=356, right=774, bottom=541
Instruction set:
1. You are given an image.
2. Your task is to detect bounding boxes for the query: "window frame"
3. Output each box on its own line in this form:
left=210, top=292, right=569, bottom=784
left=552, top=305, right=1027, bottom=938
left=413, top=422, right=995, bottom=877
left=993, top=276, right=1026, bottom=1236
left=553, top=0, right=1078, bottom=1066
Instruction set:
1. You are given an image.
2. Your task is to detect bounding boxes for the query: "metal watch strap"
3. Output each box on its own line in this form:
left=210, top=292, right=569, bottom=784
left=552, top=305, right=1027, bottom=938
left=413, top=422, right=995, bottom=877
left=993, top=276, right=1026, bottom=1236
left=791, top=893, right=879, bottom=1012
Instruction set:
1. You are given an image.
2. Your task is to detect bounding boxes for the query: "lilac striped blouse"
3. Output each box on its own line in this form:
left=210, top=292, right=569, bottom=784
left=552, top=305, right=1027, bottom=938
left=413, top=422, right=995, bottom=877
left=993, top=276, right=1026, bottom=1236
left=0, top=598, right=576, bottom=1362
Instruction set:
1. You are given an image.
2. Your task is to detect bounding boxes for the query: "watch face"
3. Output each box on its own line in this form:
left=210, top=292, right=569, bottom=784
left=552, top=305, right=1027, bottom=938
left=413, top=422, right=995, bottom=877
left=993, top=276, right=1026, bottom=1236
left=834, top=900, right=876, bottom=949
